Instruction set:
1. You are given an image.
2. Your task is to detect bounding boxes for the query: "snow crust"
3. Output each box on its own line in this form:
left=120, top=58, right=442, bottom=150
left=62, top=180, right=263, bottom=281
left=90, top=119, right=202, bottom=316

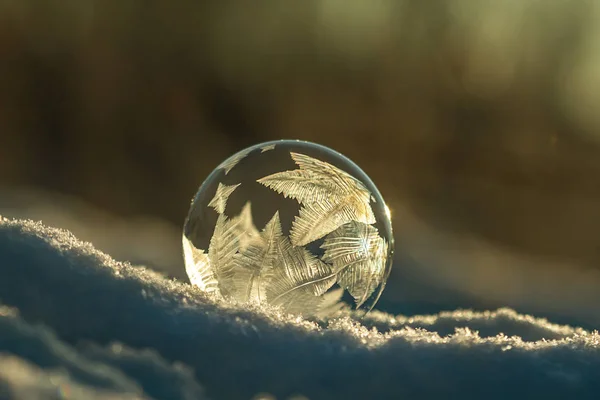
left=0, top=217, right=599, bottom=399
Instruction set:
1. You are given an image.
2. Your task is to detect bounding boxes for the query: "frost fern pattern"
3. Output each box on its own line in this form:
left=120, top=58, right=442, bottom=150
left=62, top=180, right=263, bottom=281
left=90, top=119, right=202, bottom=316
left=187, top=151, right=389, bottom=316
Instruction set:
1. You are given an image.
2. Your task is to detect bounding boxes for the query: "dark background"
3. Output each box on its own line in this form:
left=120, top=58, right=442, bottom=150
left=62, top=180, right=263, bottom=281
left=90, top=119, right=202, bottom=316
left=1, top=1, right=600, bottom=328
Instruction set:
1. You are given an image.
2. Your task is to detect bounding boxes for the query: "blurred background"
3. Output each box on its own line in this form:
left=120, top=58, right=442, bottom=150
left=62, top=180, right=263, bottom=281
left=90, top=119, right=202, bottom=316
left=1, top=1, right=600, bottom=329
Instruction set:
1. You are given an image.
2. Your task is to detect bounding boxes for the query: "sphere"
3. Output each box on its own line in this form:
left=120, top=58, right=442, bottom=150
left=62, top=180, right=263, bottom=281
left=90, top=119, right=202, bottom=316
left=183, top=140, right=394, bottom=316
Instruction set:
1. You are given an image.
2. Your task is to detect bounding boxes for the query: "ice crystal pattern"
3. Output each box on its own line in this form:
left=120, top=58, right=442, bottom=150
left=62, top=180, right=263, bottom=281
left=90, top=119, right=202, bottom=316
left=258, top=152, right=376, bottom=246
left=185, top=150, right=390, bottom=316
left=208, top=183, right=240, bottom=214
left=217, top=147, right=253, bottom=175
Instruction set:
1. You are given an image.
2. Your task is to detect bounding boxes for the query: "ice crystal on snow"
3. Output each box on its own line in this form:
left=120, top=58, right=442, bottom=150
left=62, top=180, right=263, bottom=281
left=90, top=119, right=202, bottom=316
left=183, top=140, right=394, bottom=315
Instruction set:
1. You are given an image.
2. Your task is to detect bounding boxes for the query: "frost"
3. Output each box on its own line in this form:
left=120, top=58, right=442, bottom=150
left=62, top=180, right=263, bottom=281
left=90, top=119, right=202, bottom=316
left=266, top=227, right=338, bottom=313
left=321, top=221, right=388, bottom=306
left=228, top=211, right=280, bottom=303
left=207, top=182, right=240, bottom=214
left=231, top=202, right=261, bottom=252
left=186, top=146, right=393, bottom=316
left=182, top=236, right=217, bottom=292
left=1, top=218, right=599, bottom=399
left=217, top=147, right=253, bottom=175
left=208, top=214, right=241, bottom=296
left=202, top=210, right=343, bottom=314
left=190, top=149, right=392, bottom=315
left=260, top=144, right=276, bottom=153
left=258, top=152, right=376, bottom=246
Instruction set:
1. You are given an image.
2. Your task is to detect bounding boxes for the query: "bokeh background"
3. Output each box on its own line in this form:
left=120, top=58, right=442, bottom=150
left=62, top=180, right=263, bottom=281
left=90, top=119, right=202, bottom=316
left=1, top=1, right=600, bottom=329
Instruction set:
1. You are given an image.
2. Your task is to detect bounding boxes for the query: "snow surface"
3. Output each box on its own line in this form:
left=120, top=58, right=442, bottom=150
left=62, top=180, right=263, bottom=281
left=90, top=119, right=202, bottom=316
left=0, top=217, right=599, bottom=399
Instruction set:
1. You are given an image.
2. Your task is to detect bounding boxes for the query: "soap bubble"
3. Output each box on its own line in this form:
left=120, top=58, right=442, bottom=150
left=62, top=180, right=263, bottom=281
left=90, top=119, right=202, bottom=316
left=183, top=140, right=394, bottom=316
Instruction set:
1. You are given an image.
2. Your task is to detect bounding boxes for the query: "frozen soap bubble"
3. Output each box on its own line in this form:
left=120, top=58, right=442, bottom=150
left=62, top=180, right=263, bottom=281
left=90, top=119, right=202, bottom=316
left=183, top=140, right=394, bottom=316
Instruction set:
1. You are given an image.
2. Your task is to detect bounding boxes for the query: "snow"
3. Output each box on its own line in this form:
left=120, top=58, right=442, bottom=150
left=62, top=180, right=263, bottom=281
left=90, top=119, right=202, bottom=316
left=0, top=217, right=599, bottom=399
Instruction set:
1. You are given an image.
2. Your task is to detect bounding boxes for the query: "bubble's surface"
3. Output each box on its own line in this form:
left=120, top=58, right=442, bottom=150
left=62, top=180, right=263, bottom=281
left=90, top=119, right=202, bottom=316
left=183, top=140, right=394, bottom=316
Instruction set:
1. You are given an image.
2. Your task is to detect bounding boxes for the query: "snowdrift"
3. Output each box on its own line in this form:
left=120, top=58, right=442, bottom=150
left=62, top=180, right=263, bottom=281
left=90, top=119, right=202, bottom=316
left=0, top=217, right=598, bottom=399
